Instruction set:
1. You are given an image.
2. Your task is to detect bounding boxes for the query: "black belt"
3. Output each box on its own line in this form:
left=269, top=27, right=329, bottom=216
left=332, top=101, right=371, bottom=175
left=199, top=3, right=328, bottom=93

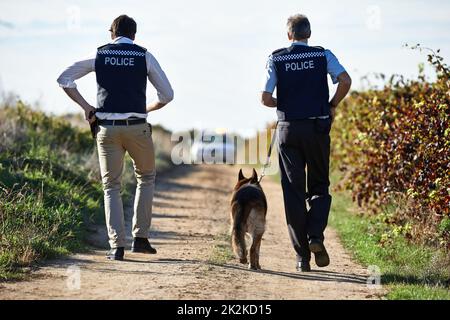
left=98, top=118, right=147, bottom=126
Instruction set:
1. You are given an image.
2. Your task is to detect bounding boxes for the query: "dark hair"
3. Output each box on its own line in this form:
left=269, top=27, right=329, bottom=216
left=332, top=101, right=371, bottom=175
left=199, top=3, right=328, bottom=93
left=109, top=15, right=137, bottom=39
left=287, top=14, right=311, bottom=40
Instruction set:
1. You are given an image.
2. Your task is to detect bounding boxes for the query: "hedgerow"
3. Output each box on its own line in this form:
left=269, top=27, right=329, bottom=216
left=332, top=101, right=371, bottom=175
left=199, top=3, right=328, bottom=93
left=332, top=46, right=449, bottom=248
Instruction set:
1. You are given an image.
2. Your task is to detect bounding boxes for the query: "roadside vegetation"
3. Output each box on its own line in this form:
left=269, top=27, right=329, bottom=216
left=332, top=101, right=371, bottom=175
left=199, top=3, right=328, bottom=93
left=329, top=47, right=449, bottom=299
left=332, top=46, right=449, bottom=248
left=329, top=176, right=449, bottom=300
left=0, top=101, right=173, bottom=280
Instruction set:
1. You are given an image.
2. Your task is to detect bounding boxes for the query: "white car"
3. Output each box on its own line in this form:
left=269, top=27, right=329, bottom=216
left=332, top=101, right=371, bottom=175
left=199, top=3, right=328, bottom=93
left=191, top=132, right=236, bottom=164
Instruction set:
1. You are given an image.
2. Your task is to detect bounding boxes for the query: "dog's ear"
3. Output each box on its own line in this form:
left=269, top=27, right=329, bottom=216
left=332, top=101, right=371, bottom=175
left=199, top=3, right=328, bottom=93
left=238, top=169, right=245, bottom=181
left=251, top=168, right=258, bottom=183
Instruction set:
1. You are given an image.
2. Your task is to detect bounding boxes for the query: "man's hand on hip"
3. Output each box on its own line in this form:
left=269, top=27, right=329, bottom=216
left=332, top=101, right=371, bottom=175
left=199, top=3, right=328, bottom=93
left=84, top=105, right=97, bottom=124
left=261, top=91, right=277, bottom=108
left=146, top=101, right=168, bottom=113
left=330, top=106, right=337, bottom=124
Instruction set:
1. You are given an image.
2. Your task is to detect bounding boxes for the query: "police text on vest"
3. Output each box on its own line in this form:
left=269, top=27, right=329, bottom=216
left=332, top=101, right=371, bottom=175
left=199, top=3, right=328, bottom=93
left=104, top=57, right=135, bottom=66
left=285, top=60, right=314, bottom=71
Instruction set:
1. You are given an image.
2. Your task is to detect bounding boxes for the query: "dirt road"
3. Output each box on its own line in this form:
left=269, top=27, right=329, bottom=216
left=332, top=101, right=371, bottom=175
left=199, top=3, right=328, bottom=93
left=0, top=165, right=382, bottom=299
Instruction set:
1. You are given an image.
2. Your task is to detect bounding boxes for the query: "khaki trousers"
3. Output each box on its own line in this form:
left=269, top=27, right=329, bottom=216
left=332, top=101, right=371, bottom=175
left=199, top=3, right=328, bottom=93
left=96, top=122, right=156, bottom=248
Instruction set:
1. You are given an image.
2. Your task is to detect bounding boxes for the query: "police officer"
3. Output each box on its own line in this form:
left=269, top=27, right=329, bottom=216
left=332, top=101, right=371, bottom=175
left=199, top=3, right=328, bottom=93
left=57, top=15, right=174, bottom=261
left=261, top=14, right=351, bottom=272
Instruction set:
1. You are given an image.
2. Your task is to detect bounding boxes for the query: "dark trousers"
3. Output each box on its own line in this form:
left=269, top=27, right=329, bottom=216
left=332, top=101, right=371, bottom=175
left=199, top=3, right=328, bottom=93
left=277, top=119, right=332, bottom=262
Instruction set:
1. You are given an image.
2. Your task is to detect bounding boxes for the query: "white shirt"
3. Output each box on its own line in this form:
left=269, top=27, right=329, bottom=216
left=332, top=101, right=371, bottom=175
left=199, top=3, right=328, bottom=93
left=57, top=37, right=174, bottom=120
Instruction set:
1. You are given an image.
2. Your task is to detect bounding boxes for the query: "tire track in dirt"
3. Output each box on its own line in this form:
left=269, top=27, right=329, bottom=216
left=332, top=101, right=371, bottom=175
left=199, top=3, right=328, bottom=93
left=0, top=164, right=383, bottom=299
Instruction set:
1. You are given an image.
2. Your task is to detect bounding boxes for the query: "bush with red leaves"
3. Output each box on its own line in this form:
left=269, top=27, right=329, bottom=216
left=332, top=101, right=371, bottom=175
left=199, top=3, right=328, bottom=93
left=332, top=46, right=449, bottom=248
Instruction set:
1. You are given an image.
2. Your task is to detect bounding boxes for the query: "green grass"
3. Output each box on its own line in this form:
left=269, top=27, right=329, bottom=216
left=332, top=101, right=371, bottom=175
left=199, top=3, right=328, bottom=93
left=0, top=102, right=174, bottom=281
left=0, top=104, right=103, bottom=280
left=265, top=168, right=449, bottom=299
left=0, top=166, right=101, bottom=281
left=208, top=232, right=234, bottom=265
left=329, top=176, right=450, bottom=300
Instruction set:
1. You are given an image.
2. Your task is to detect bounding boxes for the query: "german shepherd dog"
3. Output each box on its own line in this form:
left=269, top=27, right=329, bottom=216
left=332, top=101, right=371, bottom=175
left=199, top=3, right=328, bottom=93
left=230, top=169, right=267, bottom=270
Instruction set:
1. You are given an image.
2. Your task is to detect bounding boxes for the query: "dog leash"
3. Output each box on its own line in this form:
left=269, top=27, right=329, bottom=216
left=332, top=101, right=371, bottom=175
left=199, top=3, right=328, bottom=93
left=258, top=121, right=278, bottom=183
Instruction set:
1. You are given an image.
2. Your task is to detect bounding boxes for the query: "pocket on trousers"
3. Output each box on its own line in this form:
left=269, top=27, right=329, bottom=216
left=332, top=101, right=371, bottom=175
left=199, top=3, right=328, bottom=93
left=314, top=118, right=332, bottom=135
left=135, top=123, right=152, bottom=139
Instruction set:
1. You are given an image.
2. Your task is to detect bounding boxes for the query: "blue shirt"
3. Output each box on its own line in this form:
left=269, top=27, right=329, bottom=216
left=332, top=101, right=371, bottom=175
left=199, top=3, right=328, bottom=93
left=262, top=41, right=346, bottom=94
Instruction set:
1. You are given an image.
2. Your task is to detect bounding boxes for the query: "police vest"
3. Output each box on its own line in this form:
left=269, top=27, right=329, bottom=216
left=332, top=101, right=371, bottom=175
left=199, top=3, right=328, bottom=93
left=95, top=43, right=147, bottom=114
left=272, top=45, right=329, bottom=120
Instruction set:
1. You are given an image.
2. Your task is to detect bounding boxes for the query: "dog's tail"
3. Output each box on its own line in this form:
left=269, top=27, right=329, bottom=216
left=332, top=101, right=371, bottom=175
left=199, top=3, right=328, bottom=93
left=231, top=202, right=249, bottom=263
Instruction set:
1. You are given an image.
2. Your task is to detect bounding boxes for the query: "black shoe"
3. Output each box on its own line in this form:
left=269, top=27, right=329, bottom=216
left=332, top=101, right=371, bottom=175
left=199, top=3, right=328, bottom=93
left=131, top=237, right=157, bottom=254
left=309, top=239, right=330, bottom=267
left=296, top=260, right=311, bottom=272
left=106, top=247, right=124, bottom=261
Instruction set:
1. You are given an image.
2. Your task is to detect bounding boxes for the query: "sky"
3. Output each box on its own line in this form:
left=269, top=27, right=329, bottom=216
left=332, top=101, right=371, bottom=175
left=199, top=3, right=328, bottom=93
left=0, top=0, right=449, bottom=136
